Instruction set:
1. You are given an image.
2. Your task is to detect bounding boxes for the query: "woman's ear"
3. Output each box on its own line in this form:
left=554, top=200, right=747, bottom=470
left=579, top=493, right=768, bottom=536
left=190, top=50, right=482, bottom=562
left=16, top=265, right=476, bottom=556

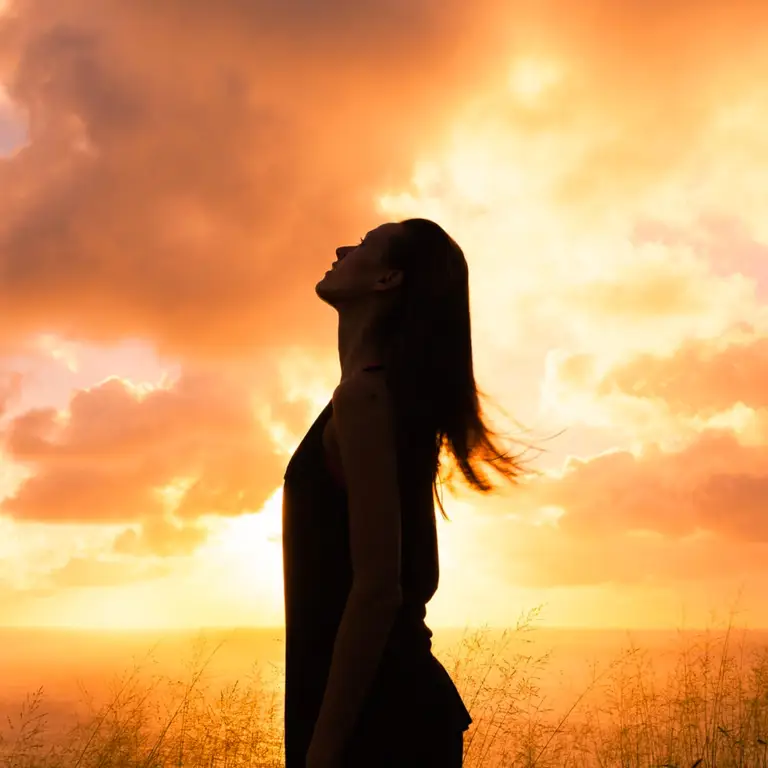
left=374, top=269, right=403, bottom=291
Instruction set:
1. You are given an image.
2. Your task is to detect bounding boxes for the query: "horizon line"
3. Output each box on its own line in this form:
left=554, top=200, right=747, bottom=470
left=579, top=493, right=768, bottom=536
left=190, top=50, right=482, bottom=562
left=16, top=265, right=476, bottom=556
left=3, top=623, right=767, bottom=633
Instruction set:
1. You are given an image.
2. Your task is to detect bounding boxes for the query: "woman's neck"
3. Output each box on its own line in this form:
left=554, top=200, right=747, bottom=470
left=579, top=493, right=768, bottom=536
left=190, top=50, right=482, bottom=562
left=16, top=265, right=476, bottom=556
left=336, top=302, right=388, bottom=384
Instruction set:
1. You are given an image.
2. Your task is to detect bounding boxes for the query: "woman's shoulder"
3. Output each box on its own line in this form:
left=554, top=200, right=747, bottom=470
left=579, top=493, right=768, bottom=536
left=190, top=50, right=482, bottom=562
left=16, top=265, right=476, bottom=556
left=332, top=366, right=392, bottom=410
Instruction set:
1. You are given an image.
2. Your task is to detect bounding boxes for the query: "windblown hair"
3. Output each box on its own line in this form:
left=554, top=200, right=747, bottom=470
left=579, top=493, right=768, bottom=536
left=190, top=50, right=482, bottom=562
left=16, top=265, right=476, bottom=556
left=379, top=218, right=528, bottom=520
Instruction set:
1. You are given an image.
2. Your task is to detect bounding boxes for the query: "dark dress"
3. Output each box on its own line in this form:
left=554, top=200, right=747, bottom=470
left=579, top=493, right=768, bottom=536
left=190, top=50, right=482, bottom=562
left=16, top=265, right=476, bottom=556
left=282, top=381, right=472, bottom=767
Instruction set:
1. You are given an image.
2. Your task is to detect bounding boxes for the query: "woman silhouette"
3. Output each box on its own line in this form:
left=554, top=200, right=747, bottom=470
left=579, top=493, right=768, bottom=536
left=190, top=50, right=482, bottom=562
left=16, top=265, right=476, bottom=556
left=282, top=219, right=525, bottom=767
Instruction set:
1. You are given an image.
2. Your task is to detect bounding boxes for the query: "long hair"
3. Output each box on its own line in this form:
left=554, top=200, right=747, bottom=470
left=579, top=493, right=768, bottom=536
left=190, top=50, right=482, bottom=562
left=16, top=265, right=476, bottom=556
left=378, top=218, right=529, bottom=520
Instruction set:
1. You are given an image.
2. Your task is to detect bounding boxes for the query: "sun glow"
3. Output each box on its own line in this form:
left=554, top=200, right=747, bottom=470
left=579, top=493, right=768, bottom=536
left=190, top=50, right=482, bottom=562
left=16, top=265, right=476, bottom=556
left=154, top=477, right=197, bottom=511
left=36, top=334, right=80, bottom=373
left=509, top=57, right=562, bottom=103
left=206, top=486, right=285, bottom=622
left=50, top=590, right=166, bottom=629
left=6, top=0, right=768, bottom=634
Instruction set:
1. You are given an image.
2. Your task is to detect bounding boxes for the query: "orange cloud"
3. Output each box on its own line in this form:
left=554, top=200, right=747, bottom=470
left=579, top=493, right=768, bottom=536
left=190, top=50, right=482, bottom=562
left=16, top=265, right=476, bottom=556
left=470, top=516, right=768, bottom=588
left=112, top=517, right=208, bottom=558
left=521, top=429, right=768, bottom=542
left=0, top=370, right=22, bottom=417
left=513, top=320, right=768, bottom=588
left=544, top=326, right=768, bottom=442
left=3, top=0, right=767, bottom=361
left=522, top=1, right=768, bottom=213
left=2, top=0, right=768, bottom=623
left=0, top=0, right=513, bottom=359
left=600, top=336, right=768, bottom=417
left=1, top=372, right=286, bottom=525
left=633, top=214, right=768, bottom=295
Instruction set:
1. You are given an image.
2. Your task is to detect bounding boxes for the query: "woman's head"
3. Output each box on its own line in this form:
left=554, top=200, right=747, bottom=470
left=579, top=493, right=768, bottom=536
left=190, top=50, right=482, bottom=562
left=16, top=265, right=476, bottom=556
left=318, top=218, right=526, bottom=518
left=315, top=222, right=406, bottom=306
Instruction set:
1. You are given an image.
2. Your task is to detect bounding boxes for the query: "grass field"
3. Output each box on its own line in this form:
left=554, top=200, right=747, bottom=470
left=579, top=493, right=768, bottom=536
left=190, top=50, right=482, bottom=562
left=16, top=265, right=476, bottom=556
left=2, top=607, right=768, bottom=767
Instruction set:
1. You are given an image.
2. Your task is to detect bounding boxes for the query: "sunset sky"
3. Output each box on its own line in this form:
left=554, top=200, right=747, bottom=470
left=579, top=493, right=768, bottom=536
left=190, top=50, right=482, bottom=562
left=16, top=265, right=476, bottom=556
left=1, top=0, right=768, bottom=631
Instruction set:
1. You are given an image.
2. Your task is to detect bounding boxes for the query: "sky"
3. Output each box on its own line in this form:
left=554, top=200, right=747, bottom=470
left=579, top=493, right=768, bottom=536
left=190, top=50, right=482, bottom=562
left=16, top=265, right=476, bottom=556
left=1, top=0, right=768, bottom=630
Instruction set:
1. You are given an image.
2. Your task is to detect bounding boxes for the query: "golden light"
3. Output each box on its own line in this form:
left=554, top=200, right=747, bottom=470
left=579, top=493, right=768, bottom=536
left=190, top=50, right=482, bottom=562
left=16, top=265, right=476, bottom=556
left=277, top=349, right=338, bottom=407
left=254, top=350, right=340, bottom=456
left=36, top=334, right=80, bottom=373
left=120, top=374, right=176, bottom=400
left=0, top=461, right=32, bottom=511
left=509, top=57, right=562, bottom=103
left=50, top=588, right=165, bottom=629
left=693, top=402, right=760, bottom=438
left=205, top=486, right=285, bottom=623
left=533, top=505, right=566, bottom=527
left=154, top=476, right=197, bottom=511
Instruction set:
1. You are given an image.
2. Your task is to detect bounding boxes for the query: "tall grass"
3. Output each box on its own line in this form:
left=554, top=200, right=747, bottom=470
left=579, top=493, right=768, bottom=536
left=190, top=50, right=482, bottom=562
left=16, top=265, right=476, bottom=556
left=2, top=610, right=768, bottom=767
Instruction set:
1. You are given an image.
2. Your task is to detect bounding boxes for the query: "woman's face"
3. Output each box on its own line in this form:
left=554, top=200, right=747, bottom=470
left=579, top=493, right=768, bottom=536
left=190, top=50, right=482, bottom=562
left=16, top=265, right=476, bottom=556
left=315, top=222, right=404, bottom=306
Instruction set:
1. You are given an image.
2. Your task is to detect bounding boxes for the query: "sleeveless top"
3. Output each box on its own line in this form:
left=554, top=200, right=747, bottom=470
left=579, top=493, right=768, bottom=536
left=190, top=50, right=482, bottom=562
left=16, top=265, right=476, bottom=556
left=282, top=378, right=472, bottom=766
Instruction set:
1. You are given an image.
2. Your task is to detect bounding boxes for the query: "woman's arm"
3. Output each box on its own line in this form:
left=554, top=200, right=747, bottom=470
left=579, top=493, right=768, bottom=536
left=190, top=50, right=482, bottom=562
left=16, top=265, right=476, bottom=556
left=306, top=370, right=403, bottom=766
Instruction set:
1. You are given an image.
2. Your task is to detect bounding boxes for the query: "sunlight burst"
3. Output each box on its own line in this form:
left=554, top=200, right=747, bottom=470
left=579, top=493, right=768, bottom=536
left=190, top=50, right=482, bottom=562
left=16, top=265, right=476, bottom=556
left=207, top=486, right=285, bottom=617
left=509, top=58, right=562, bottom=103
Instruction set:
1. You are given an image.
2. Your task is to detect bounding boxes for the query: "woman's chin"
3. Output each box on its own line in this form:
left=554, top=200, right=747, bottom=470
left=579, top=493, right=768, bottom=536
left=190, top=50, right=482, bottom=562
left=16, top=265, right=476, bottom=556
left=315, top=276, right=334, bottom=301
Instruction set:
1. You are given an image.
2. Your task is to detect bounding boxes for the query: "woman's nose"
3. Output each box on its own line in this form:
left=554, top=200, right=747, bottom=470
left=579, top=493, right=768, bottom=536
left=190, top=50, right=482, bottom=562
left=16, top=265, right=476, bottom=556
left=335, top=246, right=350, bottom=258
